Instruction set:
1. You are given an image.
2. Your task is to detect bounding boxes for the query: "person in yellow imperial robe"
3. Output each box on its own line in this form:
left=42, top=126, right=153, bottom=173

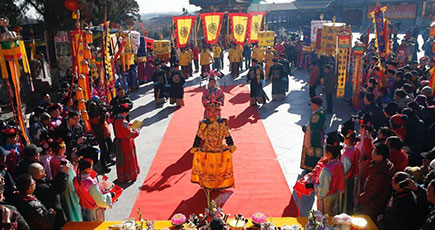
left=190, top=101, right=237, bottom=208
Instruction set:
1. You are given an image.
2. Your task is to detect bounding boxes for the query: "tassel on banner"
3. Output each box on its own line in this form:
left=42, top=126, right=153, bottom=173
left=8, top=60, right=29, bottom=144
left=0, top=46, right=9, bottom=80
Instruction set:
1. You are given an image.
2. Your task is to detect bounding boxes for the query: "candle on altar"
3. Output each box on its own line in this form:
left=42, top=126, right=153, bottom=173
left=350, top=217, right=367, bottom=230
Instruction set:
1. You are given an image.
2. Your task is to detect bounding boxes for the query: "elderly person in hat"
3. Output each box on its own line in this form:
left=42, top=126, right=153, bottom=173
left=300, top=96, right=326, bottom=171
left=113, top=104, right=140, bottom=182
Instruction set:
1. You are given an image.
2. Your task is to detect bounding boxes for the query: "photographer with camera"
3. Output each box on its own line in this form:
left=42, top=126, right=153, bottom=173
left=53, top=111, right=99, bottom=165
left=88, top=98, right=114, bottom=174
left=379, top=171, right=418, bottom=230
left=53, top=111, right=83, bottom=157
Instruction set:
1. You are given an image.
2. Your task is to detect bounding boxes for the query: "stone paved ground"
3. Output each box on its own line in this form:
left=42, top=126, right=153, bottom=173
left=105, top=52, right=354, bottom=220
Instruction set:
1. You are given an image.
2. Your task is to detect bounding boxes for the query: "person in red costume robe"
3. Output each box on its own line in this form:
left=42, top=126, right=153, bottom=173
left=113, top=104, right=140, bottom=182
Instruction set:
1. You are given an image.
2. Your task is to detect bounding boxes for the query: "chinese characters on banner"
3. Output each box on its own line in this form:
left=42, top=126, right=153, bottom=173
left=352, top=44, right=365, bottom=110
left=311, top=20, right=331, bottom=49
left=371, top=6, right=387, bottom=61
left=318, top=22, right=346, bottom=56
left=336, top=32, right=351, bottom=98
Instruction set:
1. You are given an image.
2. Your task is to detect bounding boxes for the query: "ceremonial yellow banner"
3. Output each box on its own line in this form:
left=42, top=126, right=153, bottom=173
left=249, top=12, right=266, bottom=43
left=201, top=13, right=224, bottom=44
left=318, top=22, right=346, bottom=56
left=336, top=33, right=351, bottom=98
left=174, top=16, right=196, bottom=48
left=153, top=40, right=171, bottom=60
left=229, top=13, right=250, bottom=45
left=258, top=31, right=275, bottom=47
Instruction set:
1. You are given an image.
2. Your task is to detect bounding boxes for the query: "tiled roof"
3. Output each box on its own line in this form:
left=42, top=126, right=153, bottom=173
left=294, top=0, right=334, bottom=10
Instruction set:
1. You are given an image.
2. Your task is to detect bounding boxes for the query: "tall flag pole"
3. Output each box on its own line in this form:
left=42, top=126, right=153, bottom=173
left=371, top=0, right=387, bottom=63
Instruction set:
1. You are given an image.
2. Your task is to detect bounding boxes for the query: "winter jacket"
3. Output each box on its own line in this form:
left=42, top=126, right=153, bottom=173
left=382, top=190, right=418, bottom=230
left=34, top=173, right=68, bottom=230
left=0, top=203, right=30, bottom=230
left=388, top=149, right=409, bottom=171
left=359, top=159, right=396, bottom=217
left=13, top=194, right=55, bottom=230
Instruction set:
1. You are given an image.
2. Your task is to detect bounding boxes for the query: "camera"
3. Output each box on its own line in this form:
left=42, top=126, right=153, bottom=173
left=86, top=99, right=112, bottom=119
left=352, top=112, right=373, bottom=130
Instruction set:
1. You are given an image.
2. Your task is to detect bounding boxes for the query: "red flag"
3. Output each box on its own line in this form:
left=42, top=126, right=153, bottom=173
left=173, top=16, right=196, bottom=48
left=229, top=13, right=251, bottom=45
left=200, top=12, right=224, bottom=44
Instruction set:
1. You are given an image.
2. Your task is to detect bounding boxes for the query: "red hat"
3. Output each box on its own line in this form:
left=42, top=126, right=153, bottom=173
left=2, top=127, right=17, bottom=137
left=390, top=114, right=407, bottom=128
left=310, top=96, right=323, bottom=106
left=119, top=103, right=131, bottom=113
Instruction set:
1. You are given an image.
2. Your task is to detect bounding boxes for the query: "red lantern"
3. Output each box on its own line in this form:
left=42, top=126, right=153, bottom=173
left=65, top=0, right=79, bottom=11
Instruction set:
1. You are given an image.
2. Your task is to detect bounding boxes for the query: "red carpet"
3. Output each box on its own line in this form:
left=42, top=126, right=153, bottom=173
left=130, top=85, right=297, bottom=219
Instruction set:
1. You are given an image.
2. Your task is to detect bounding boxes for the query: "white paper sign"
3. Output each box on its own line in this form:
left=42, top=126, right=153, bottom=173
left=311, top=20, right=331, bottom=43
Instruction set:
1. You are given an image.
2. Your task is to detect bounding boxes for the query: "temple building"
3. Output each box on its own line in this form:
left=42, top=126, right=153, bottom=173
left=189, top=0, right=255, bottom=12
left=244, top=0, right=426, bottom=30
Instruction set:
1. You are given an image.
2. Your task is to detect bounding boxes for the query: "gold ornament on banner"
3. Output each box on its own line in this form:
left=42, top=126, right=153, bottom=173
left=208, top=23, right=217, bottom=35
left=180, top=27, right=188, bottom=38
left=235, top=24, right=245, bottom=36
